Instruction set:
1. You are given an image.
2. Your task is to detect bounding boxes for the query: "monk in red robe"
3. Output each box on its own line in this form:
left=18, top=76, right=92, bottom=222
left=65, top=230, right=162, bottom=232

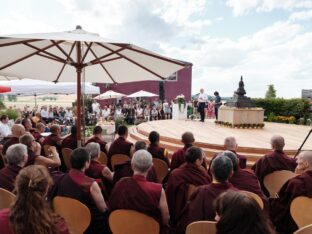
left=2, top=124, right=25, bottom=155
left=32, top=122, right=46, bottom=145
left=109, top=149, right=169, bottom=234
left=61, top=125, right=77, bottom=150
left=51, top=148, right=109, bottom=234
left=107, top=125, right=134, bottom=169
left=0, top=144, right=28, bottom=192
left=170, top=132, right=195, bottom=171
left=166, top=146, right=211, bottom=228
left=178, top=153, right=237, bottom=233
left=252, top=135, right=297, bottom=195
left=224, top=136, right=247, bottom=169
left=271, top=151, right=312, bottom=234
left=147, top=131, right=170, bottom=166
left=42, top=124, right=62, bottom=154
left=85, top=126, right=107, bottom=154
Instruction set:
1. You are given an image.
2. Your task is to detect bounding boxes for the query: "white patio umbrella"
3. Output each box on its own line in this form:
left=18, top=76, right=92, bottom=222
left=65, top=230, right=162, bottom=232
left=93, top=90, right=125, bottom=100
left=127, top=90, right=159, bottom=98
left=0, top=26, right=186, bottom=145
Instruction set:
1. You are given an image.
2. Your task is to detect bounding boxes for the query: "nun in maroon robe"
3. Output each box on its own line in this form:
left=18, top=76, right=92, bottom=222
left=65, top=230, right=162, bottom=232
left=61, top=126, right=77, bottom=150
left=0, top=165, right=21, bottom=192
left=147, top=131, right=170, bottom=166
left=2, top=137, right=19, bottom=155
left=166, top=147, right=211, bottom=228
left=85, top=126, right=107, bottom=154
left=177, top=154, right=237, bottom=234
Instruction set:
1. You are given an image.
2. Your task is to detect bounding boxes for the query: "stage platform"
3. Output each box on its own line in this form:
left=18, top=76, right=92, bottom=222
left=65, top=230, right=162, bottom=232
left=129, top=119, right=312, bottom=166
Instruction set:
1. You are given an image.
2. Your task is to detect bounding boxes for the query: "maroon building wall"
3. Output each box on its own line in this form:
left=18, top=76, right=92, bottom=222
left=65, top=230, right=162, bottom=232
left=95, top=65, right=192, bottom=104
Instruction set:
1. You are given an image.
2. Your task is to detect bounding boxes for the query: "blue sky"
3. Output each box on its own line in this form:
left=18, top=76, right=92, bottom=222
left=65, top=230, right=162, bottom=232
left=0, top=0, right=312, bottom=98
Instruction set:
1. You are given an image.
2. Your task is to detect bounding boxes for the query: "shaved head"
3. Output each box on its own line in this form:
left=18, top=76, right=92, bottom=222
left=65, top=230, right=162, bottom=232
left=224, top=137, right=237, bottom=151
left=270, top=135, right=285, bottom=151
left=11, top=124, right=26, bottom=138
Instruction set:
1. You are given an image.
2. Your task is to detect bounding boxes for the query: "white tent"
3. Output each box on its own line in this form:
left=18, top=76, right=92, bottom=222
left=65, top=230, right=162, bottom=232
left=127, top=90, right=158, bottom=98
left=93, top=90, right=125, bottom=99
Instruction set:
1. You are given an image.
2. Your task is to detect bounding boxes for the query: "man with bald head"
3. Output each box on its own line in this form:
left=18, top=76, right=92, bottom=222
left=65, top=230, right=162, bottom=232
left=2, top=124, right=25, bottom=155
left=224, top=136, right=247, bottom=169
left=271, top=151, right=312, bottom=234
left=252, top=135, right=297, bottom=195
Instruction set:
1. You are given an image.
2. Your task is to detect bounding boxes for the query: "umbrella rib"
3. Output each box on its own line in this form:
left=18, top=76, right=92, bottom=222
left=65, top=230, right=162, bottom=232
left=50, top=40, right=74, bottom=63
left=37, top=53, right=66, bottom=63
left=96, top=43, right=166, bottom=80
left=0, top=39, right=43, bottom=47
left=0, top=40, right=64, bottom=71
left=91, top=57, right=122, bottom=65
left=81, top=42, right=93, bottom=64
left=86, top=46, right=128, bottom=65
left=88, top=45, right=117, bottom=83
left=54, top=41, right=77, bottom=83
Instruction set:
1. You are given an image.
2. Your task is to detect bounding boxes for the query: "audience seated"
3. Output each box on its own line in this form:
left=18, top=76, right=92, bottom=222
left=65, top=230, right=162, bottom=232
left=0, top=165, right=70, bottom=234
left=109, top=150, right=169, bottom=232
left=21, top=118, right=33, bottom=133
left=214, top=191, right=275, bottom=234
left=2, top=124, right=25, bottom=155
left=42, top=125, right=62, bottom=153
left=0, top=144, right=28, bottom=192
left=147, top=131, right=170, bottom=166
left=107, top=125, right=134, bottom=169
left=271, top=151, right=312, bottom=234
left=252, top=135, right=297, bottom=195
left=51, top=148, right=108, bottom=234
left=170, top=132, right=195, bottom=171
left=61, top=125, right=77, bottom=150
left=85, top=126, right=107, bottom=154
left=178, top=154, right=236, bottom=233
left=32, top=122, right=46, bottom=144
left=166, top=146, right=211, bottom=228
left=224, top=136, right=247, bottom=169
left=19, top=134, right=61, bottom=168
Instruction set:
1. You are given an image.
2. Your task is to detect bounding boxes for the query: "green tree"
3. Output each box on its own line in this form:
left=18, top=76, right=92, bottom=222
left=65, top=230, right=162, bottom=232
left=265, top=84, right=276, bottom=98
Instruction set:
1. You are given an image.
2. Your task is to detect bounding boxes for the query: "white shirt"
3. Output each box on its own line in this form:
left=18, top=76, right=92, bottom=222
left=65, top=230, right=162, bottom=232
left=102, top=109, right=111, bottom=118
left=0, top=122, right=12, bottom=138
left=41, top=109, right=49, bottom=118
left=198, top=92, right=208, bottom=103
left=92, top=103, right=100, bottom=113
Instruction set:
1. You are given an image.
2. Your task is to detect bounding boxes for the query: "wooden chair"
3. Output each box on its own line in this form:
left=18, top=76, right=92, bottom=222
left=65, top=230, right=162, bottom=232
left=294, top=224, right=312, bottom=234
left=186, top=221, right=217, bottom=234
left=263, top=170, right=297, bottom=198
left=53, top=196, right=91, bottom=234
left=43, top=144, right=52, bottom=157
left=152, top=158, right=169, bottom=183
left=290, top=196, right=312, bottom=228
left=0, top=188, right=16, bottom=210
left=111, top=154, right=131, bottom=171
left=187, top=184, right=197, bottom=200
left=241, top=190, right=264, bottom=209
left=109, top=209, right=159, bottom=234
left=61, top=148, right=72, bottom=170
left=98, top=151, right=108, bottom=165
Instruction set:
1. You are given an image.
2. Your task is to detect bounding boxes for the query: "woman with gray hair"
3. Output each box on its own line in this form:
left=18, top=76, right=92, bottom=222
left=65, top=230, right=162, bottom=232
left=109, top=150, right=170, bottom=233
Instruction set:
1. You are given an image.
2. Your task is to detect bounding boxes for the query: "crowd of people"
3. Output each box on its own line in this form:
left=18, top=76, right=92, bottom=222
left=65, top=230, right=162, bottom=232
left=0, top=110, right=311, bottom=234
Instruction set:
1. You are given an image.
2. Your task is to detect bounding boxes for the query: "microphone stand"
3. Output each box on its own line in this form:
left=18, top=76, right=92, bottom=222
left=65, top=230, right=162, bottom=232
left=294, top=128, right=312, bottom=158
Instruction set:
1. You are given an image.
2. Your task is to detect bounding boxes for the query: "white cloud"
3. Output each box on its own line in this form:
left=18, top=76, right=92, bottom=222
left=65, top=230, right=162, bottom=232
left=226, top=0, right=260, bottom=16
left=289, top=10, right=312, bottom=21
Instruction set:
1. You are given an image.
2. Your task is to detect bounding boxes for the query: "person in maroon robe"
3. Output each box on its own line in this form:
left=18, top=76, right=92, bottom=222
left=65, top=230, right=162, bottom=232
left=178, top=153, right=237, bottom=234
left=170, top=132, right=195, bottom=171
left=0, top=144, right=28, bottom=192
left=252, top=135, right=297, bottom=195
left=222, top=151, right=268, bottom=209
left=271, top=151, right=312, bottom=234
left=42, top=124, right=62, bottom=153
left=21, top=117, right=34, bottom=133
left=224, top=136, right=247, bottom=169
left=109, top=149, right=170, bottom=234
left=2, top=124, right=25, bottom=155
left=61, top=125, right=77, bottom=150
left=166, top=146, right=211, bottom=228
left=107, top=125, right=134, bottom=169
left=32, top=122, right=46, bottom=145
left=51, top=148, right=109, bottom=234
left=85, top=126, right=107, bottom=154
left=147, top=131, right=170, bottom=166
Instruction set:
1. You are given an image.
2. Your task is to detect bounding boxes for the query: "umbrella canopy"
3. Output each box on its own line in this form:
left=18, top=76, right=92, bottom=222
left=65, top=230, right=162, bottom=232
left=127, top=90, right=159, bottom=98
left=93, top=90, right=125, bottom=100
left=0, top=26, right=186, bottom=145
left=0, top=85, right=11, bottom=93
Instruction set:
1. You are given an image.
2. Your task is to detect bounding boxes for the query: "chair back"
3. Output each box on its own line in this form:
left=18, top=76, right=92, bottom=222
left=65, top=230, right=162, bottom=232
left=290, top=196, right=312, bottom=228
left=186, top=221, right=217, bottom=234
left=241, top=190, right=264, bottom=209
left=43, top=144, right=52, bottom=157
left=187, top=184, right=197, bottom=200
left=0, top=188, right=16, bottom=210
left=98, top=151, right=108, bottom=165
left=109, top=209, right=159, bottom=234
left=111, top=154, right=131, bottom=170
left=152, top=158, right=168, bottom=183
left=263, top=170, right=297, bottom=198
left=61, top=148, right=73, bottom=170
left=294, top=224, right=312, bottom=234
left=53, top=196, right=91, bottom=234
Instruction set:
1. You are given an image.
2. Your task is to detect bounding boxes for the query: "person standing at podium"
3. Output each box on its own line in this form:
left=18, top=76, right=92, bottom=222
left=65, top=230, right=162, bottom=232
left=197, top=89, right=208, bottom=122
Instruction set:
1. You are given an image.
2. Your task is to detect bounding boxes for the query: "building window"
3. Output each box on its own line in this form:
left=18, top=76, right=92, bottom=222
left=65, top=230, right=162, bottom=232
left=167, top=72, right=178, bottom=82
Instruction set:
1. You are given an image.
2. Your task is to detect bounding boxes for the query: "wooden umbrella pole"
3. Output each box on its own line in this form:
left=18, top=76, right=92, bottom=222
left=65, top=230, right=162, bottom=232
left=76, top=41, right=82, bottom=147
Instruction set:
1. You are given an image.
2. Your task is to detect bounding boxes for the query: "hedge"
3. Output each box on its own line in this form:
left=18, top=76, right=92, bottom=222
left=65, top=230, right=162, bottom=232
left=252, top=98, right=310, bottom=120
